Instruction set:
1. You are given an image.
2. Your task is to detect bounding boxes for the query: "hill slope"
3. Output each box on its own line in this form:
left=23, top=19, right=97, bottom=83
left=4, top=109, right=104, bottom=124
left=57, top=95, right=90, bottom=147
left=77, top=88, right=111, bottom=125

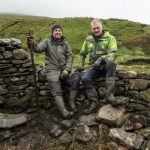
left=0, top=14, right=150, bottom=72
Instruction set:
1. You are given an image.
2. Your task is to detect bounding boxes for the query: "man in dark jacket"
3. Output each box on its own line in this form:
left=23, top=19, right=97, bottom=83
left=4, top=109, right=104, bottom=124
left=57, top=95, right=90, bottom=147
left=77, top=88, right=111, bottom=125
left=70, top=19, right=118, bottom=114
left=27, top=25, right=74, bottom=118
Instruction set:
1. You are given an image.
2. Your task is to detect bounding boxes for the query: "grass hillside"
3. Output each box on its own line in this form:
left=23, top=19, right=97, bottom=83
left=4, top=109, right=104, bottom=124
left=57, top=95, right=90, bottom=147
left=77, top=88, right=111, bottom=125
left=0, top=14, right=150, bottom=72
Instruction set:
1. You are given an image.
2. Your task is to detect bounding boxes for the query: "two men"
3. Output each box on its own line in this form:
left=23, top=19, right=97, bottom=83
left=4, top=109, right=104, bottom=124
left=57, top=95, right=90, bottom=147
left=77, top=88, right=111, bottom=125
left=27, top=25, right=74, bottom=118
left=71, top=19, right=118, bottom=114
left=27, top=19, right=118, bottom=117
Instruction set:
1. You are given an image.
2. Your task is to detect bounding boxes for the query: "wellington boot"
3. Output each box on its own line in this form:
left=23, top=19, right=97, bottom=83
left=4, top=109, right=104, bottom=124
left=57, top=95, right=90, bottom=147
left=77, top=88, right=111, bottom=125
left=84, top=88, right=98, bottom=115
left=106, top=77, right=118, bottom=105
left=54, top=96, right=74, bottom=119
left=69, top=90, right=78, bottom=112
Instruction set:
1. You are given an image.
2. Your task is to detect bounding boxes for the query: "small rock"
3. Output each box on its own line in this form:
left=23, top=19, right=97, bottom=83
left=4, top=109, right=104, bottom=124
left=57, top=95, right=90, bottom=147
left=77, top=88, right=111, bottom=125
left=74, top=124, right=93, bottom=143
left=79, top=113, right=98, bottom=126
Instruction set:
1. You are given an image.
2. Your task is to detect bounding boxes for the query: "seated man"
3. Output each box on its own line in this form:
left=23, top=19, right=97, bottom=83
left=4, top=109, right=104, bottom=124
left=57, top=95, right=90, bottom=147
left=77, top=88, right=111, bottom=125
left=69, top=19, right=118, bottom=114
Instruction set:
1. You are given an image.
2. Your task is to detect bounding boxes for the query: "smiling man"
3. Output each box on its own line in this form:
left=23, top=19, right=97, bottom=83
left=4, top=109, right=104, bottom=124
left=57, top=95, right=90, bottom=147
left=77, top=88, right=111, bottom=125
left=71, top=19, right=118, bottom=114
left=27, top=25, right=74, bottom=119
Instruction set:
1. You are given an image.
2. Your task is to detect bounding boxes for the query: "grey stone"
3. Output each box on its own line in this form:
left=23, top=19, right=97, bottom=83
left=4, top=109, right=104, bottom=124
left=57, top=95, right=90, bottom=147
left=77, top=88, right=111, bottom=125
left=61, top=119, right=75, bottom=128
left=96, top=104, right=125, bottom=127
left=109, top=128, right=144, bottom=149
left=128, top=91, right=139, bottom=100
left=11, top=38, right=21, bottom=48
left=22, top=62, right=32, bottom=67
left=2, top=67, right=17, bottom=74
left=2, top=51, right=13, bottom=59
left=140, top=88, right=150, bottom=102
left=138, top=72, right=150, bottom=80
left=8, top=83, right=28, bottom=91
left=0, top=47, right=5, bottom=52
left=74, top=124, right=93, bottom=143
left=0, top=85, right=8, bottom=95
left=11, top=59, right=24, bottom=64
left=129, top=79, right=149, bottom=90
left=0, top=113, right=28, bottom=128
left=59, top=132, right=72, bottom=144
left=135, top=127, right=150, bottom=139
left=0, top=64, right=13, bottom=69
left=99, top=124, right=110, bottom=142
left=79, top=113, right=98, bottom=126
left=117, top=71, right=137, bottom=79
left=13, top=49, right=28, bottom=60
left=1, top=38, right=11, bottom=46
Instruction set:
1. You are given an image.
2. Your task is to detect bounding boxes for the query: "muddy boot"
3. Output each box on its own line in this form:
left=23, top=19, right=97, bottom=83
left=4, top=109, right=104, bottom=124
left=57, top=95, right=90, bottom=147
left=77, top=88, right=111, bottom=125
left=54, top=96, right=74, bottom=119
left=106, top=77, right=117, bottom=105
left=69, top=90, right=78, bottom=112
left=84, top=88, right=98, bottom=115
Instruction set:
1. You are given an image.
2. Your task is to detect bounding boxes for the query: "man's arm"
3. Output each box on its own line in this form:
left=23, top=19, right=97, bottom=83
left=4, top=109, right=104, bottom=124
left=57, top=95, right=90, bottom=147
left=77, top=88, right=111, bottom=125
left=77, top=40, right=88, bottom=68
left=64, top=41, right=74, bottom=72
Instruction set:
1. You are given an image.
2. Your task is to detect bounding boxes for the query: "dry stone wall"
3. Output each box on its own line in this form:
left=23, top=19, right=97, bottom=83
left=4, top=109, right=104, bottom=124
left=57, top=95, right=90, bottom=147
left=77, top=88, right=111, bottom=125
left=0, top=38, right=150, bottom=116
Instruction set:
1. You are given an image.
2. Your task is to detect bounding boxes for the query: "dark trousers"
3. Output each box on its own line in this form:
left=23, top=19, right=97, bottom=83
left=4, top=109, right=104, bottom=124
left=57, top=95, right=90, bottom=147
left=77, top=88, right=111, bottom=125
left=69, top=60, right=116, bottom=90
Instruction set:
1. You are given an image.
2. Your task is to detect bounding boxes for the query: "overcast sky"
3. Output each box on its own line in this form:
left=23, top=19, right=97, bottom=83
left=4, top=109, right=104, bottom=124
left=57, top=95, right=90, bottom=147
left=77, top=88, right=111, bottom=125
left=0, top=0, right=149, bottom=24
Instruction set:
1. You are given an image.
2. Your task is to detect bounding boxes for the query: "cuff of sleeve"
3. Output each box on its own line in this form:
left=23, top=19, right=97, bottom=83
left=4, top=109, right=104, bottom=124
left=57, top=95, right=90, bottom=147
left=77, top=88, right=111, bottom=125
left=65, top=67, right=71, bottom=72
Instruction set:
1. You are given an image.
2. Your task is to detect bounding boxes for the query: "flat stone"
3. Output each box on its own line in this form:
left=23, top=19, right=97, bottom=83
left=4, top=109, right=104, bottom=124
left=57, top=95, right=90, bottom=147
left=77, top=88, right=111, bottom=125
left=117, top=71, right=137, bottom=79
left=79, top=113, right=98, bottom=126
left=61, top=119, right=75, bottom=128
left=129, top=79, right=149, bottom=90
left=13, top=49, right=28, bottom=60
left=0, top=113, right=28, bottom=128
left=96, top=104, right=125, bottom=127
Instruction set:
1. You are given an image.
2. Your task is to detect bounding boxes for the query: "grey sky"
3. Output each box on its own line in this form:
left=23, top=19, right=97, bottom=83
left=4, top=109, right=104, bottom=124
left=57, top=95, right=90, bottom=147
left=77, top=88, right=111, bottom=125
left=0, top=0, right=149, bottom=24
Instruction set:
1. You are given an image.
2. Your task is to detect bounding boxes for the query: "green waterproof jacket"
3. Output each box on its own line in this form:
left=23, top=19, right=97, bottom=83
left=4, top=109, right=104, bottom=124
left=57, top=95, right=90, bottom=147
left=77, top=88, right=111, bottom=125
left=34, top=37, right=73, bottom=71
left=78, top=30, right=117, bottom=68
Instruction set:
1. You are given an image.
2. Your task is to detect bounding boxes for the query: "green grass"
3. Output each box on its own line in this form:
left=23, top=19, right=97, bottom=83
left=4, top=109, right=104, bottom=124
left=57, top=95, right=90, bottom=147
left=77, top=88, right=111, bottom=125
left=1, top=14, right=150, bottom=72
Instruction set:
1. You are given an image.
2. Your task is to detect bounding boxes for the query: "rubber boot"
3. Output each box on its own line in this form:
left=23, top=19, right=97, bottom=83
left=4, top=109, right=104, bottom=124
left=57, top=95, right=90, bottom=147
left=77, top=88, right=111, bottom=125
left=84, top=88, right=98, bottom=115
left=106, top=77, right=118, bottom=105
left=69, top=90, right=78, bottom=112
left=54, top=96, right=74, bottom=119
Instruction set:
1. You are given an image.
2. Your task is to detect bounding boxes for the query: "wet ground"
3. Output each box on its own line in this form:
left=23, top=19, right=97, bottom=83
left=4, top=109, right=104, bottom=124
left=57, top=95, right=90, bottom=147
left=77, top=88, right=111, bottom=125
left=0, top=105, right=99, bottom=150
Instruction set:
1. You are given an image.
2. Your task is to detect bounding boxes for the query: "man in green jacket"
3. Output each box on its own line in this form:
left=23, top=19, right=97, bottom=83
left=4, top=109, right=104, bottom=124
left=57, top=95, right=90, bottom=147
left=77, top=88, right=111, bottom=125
left=70, top=19, right=118, bottom=114
left=27, top=25, right=74, bottom=118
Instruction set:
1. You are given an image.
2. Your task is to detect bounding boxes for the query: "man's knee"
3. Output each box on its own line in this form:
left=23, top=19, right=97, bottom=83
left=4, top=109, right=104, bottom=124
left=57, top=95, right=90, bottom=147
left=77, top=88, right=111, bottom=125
left=106, top=59, right=116, bottom=67
left=82, top=74, right=90, bottom=83
left=50, top=82, right=62, bottom=96
left=69, top=73, right=81, bottom=90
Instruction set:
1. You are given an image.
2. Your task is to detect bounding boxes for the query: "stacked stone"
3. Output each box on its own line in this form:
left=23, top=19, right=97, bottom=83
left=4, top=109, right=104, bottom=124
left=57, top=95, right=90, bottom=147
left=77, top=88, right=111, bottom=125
left=116, top=70, right=150, bottom=115
left=0, top=38, right=36, bottom=108
left=0, top=38, right=149, bottom=115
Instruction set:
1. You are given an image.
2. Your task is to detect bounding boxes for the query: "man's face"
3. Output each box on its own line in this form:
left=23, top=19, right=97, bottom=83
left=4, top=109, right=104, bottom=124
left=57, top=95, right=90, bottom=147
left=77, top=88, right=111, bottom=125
left=52, top=28, right=63, bottom=40
left=91, top=23, right=102, bottom=37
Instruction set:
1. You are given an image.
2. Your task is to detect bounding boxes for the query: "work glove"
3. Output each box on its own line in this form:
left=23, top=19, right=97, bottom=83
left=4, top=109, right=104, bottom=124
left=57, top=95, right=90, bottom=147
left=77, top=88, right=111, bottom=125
left=60, top=69, right=69, bottom=80
left=93, top=58, right=104, bottom=69
left=26, top=36, right=34, bottom=49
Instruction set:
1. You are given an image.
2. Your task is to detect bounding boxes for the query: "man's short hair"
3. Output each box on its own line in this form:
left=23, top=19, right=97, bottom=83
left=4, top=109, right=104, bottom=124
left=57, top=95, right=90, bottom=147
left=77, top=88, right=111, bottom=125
left=91, top=19, right=103, bottom=29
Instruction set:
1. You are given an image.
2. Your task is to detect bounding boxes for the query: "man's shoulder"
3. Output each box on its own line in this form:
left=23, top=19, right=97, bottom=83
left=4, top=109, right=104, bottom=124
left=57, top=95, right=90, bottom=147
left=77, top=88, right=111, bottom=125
left=85, top=35, right=94, bottom=41
left=103, top=30, right=115, bottom=39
